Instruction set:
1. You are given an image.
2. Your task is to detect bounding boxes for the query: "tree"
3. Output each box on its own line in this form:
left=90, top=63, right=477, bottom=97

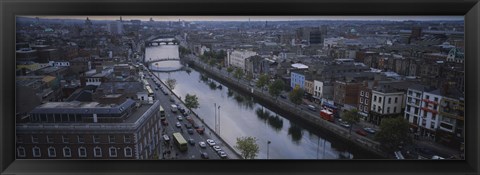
left=342, top=109, right=361, bottom=134
left=289, top=86, right=304, bottom=106
left=184, top=94, right=199, bottom=109
left=233, top=68, right=244, bottom=81
left=166, top=78, right=176, bottom=90
left=268, top=79, right=284, bottom=99
left=208, top=58, right=216, bottom=67
left=256, top=74, right=269, bottom=91
left=245, top=72, right=253, bottom=82
left=226, top=67, right=234, bottom=75
left=374, top=116, right=412, bottom=152
left=234, top=136, right=260, bottom=159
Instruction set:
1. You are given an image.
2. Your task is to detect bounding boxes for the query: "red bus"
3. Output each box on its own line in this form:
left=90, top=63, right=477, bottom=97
left=320, top=109, right=335, bottom=122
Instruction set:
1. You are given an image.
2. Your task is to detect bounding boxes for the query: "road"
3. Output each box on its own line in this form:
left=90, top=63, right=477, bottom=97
left=143, top=69, right=230, bottom=160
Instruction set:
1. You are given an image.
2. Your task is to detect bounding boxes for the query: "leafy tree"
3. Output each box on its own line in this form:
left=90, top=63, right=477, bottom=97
left=226, top=67, right=234, bottom=75
left=233, top=68, right=244, bottom=81
left=234, top=136, right=260, bottom=159
left=289, top=86, right=304, bottom=106
left=374, top=116, right=411, bottom=152
left=256, top=74, right=269, bottom=91
left=342, top=109, right=361, bottom=134
left=245, top=73, right=253, bottom=82
left=184, top=94, right=199, bottom=109
left=166, top=78, right=176, bottom=90
left=208, top=58, right=216, bottom=67
left=268, top=79, right=285, bottom=99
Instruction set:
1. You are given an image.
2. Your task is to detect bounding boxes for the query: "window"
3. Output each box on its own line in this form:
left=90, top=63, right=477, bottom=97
left=394, top=107, right=397, bottom=113
left=109, top=135, right=116, bottom=143
left=434, top=97, right=438, bottom=102
left=364, top=106, right=368, bottom=112
left=78, top=147, right=87, bottom=157
left=365, top=92, right=369, bottom=98
left=360, top=91, right=364, bottom=96
left=94, top=147, right=102, bottom=157
left=77, top=135, right=85, bottom=143
left=388, top=98, right=391, bottom=104
left=48, top=147, right=56, bottom=157
left=426, top=95, right=430, bottom=99
left=109, top=147, right=117, bottom=157
left=379, top=97, right=382, bottom=103
left=408, top=90, right=413, bottom=95
left=374, top=96, right=377, bottom=102
left=365, top=99, right=368, bottom=105
left=395, top=97, right=398, bottom=103
left=62, top=136, right=69, bottom=143
left=17, top=147, right=26, bottom=157
left=124, top=147, right=132, bottom=157
left=47, top=135, right=54, bottom=143
left=63, top=147, right=72, bottom=157
left=373, top=104, right=376, bottom=111
left=33, top=147, right=41, bottom=157
left=31, top=135, right=39, bottom=143
left=360, top=97, right=364, bottom=104
left=124, top=135, right=131, bottom=143
left=387, top=107, right=390, bottom=113
left=93, top=135, right=100, bottom=143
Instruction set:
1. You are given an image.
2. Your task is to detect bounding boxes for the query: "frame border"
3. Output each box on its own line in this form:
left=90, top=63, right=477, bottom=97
left=1, top=0, right=479, bottom=174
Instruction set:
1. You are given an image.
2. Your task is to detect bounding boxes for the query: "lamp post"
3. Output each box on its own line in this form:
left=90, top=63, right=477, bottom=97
left=214, top=103, right=217, bottom=133
left=218, top=105, right=221, bottom=135
left=267, top=140, right=271, bottom=159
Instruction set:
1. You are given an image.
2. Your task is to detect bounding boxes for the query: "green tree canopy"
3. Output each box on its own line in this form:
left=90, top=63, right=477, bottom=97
left=256, top=74, right=269, bottom=90
left=184, top=94, right=199, bottom=109
left=289, top=86, right=304, bottom=106
left=226, top=67, right=234, bottom=75
left=268, top=79, right=285, bottom=99
left=166, top=78, right=176, bottom=90
left=374, top=117, right=412, bottom=152
left=342, top=109, right=361, bottom=134
left=234, top=136, right=260, bottom=159
left=233, top=68, right=244, bottom=81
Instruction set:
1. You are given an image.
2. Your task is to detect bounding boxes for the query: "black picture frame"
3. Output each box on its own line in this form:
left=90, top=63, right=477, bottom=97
left=1, top=0, right=479, bottom=174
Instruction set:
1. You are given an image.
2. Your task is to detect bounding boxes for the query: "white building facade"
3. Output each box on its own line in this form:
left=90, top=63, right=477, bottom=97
left=226, top=50, right=257, bottom=70
left=418, top=91, right=443, bottom=139
left=404, top=88, right=424, bottom=127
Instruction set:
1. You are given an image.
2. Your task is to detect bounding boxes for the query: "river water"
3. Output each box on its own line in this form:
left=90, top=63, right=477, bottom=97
left=146, top=45, right=377, bottom=159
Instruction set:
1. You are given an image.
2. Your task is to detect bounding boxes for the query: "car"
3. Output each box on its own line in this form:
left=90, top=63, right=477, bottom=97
left=184, top=123, right=193, bottom=129
left=162, top=120, right=169, bottom=126
left=363, top=127, right=377, bottom=134
left=337, top=119, right=350, bottom=128
left=196, top=127, right=205, bottom=134
left=355, top=129, right=368, bottom=136
left=193, top=123, right=200, bottom=129
left=163, top=91, right=168, bottom=95
left=199, top=142, right=207, bottom=148
left=218, top=151, right=227, bottom=159
left=163, top=134, right=170, bottom=142
left=213, top=145, right=222, bottom=152
left=175, top=122, right=181, bottom=128
left=280, top=94, right=287, bottom=99
left=201, top=152, right=209, bottom=159
left=169, top=97, right=175, bottom=102
left=188, top=138, right=195, bottom=146
left=187, top=128, right=194, bottom=135
left=307, top=105, right=317, bottom=111
left=154, top=87, right=158, bottom=91
left=177, top=116, right=183, bottom=121
left=206, top=139, right=216, bottom=146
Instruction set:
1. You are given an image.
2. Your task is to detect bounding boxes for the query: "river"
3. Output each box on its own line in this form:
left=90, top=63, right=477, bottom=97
left=146, top=44, right=377, bottom=159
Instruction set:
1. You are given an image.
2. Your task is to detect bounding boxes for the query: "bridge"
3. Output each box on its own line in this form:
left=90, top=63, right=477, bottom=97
left=145, top=57, right=180, bottom=65
left=145, top=33, right=179, bottom=46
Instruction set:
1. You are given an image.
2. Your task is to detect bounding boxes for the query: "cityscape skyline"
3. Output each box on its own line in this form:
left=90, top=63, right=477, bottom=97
left=25, top=15, right=464, bottom=22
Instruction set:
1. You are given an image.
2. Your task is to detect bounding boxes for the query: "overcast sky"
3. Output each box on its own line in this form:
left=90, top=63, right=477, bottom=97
left=27, top=16, right=463, bottom=22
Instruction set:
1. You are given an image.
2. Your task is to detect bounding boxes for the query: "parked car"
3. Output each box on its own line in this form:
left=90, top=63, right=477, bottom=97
left=337, top=119, right=351, bottom=128
left=196, top=127, right=205, bottom=134
left=218, top=151, right=227, bottom=159
left=163, top=134, right=170, bottom=142
left=280, top=94, right=287, bottom=99
left=177, top=116, right=183, bottom=121
left=185, top=123, right=193, bottom=129
left=199, top=142, right=207, bottom=148
left=363, top=127, right=377, bottom=134
left=307, top=105, right=317, bottom=111
left=175, top=122, right=181, bottom=128
left=213, top=145, right=222, bottom=152
left=206, top=139, right=216, bottom=146
left=355, top=129, right=368, bottom=136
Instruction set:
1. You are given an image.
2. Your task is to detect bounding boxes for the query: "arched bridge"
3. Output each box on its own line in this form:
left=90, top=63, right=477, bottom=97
left=145, top=34, right=179, bottom=46
left=145, top=57, right=180, bottom=65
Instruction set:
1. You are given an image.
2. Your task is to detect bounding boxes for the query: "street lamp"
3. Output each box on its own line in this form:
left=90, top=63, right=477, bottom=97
left=218, top=105, right=221, bottom=135
left=267, top=140, right=271, bottom=159
left=214, top=103, right=217, bottom=133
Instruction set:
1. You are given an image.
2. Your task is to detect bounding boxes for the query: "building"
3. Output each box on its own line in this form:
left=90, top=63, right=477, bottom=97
left=357, top=81, right=376, bottom=121
left=16, top=99, right=163, bottom=159
left=304, top=79, right=315, bottom=98
left=226, top=49, right=257, bottom=71
left=369, top=83, right=407, bottom=125
left=313, top=80, right=334, bottom=103
left=437, top=93, right=464, bottom=148
left=333, top=80, right=361, bottom=107
left=80, top=67, right=113, bottom=87
left=290, top=70, right=310, bottom=90
left=107, top=21, right=124, bottom=35
left=404, top=84, right=430, bottom=131
left=417, top=89, right=443, bottom=140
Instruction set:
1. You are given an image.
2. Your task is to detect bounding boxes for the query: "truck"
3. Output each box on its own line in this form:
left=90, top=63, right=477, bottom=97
left=320, top=109, right=335, bottom=122
left=171, top=104, right=178, bottom=113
